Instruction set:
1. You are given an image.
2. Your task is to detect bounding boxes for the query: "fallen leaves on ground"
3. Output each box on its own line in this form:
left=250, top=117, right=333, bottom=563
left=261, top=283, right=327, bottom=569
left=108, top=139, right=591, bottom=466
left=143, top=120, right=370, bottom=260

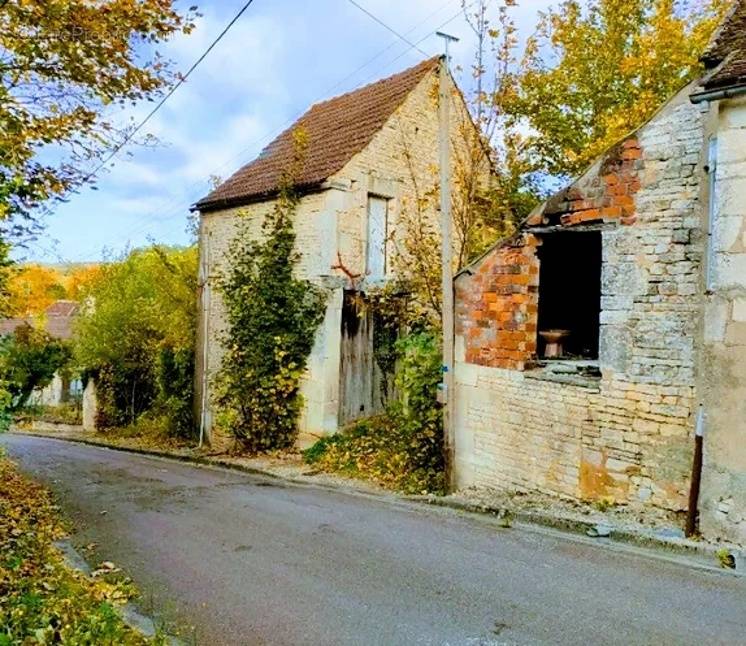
left=0, top=449, right=161, bottom=644
left=303, top=416, right=445, bottom=495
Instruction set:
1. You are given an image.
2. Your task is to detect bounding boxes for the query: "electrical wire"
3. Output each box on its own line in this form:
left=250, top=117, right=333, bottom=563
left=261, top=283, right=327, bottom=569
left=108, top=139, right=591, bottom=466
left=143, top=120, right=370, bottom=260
left=62, top=0, right=473, bottom=261
left=345, top=0, right=430, bottom=57
left=82, top=0, right=257, bottom=185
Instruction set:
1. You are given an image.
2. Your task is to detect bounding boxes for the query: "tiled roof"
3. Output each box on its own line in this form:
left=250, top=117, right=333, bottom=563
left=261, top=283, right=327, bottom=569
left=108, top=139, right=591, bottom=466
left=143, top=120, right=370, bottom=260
left=45, top=300, right=78, bottom=340
left=45, top=300, right=78, bottom=318
left=701, top=0, right=746, bottom=90
left=195, top=57, right=440, bottom=212
left=0, top=300, right=78, bottom=341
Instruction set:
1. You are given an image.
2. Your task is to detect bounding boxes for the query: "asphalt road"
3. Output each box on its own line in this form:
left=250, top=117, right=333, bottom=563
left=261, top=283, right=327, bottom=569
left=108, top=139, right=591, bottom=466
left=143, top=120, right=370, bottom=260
left=3, top=433, right=745, bottom=646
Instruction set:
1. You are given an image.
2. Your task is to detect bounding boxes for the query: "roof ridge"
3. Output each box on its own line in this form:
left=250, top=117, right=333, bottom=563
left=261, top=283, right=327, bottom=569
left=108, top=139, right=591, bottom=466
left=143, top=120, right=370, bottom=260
left=698, top=0, right=746, bottom=90
left=702, top=1, right=740, bottom=62
left=195, top=57, right=441, bottom=212
left=307, top=56, right=440, bottom=112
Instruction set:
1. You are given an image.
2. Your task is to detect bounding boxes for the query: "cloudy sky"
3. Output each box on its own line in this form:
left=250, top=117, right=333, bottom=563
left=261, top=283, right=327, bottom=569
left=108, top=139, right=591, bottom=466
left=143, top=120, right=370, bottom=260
left=23, top=0, right=554, bottom=263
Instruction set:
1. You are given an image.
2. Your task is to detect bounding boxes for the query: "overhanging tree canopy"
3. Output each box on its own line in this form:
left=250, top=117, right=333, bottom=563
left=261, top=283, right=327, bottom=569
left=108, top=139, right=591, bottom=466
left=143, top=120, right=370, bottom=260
left=0, top=0, right=197, bottom=231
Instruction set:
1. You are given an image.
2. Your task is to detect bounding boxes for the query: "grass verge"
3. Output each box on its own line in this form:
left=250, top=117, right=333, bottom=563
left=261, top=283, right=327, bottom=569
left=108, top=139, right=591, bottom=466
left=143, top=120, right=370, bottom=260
left=0, top=447, right=162, bottom=645
left=15, top=403, right=82, bottom=427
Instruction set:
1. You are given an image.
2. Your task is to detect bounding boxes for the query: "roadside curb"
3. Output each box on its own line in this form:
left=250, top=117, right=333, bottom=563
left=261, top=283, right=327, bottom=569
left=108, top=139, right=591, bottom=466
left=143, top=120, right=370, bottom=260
left=11, top=430, right=743, bottom=576
left=411, top=495, right=743, bottom=571
left=13, top=429, right=289, bottom=479
left=54, top=539, right=184, bottom=645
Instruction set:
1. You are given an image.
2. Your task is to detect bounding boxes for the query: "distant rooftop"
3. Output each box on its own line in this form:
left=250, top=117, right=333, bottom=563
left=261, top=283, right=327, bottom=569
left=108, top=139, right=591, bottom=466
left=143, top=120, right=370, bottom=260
left=0, top=300, right=79, bottom=341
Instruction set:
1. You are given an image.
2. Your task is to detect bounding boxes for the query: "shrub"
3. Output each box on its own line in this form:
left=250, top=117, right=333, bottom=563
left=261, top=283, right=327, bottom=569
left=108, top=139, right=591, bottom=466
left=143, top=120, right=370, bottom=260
left=0, top=381, right=12, bottom=433
left=213, top=133, right=327, bottom=452
left=304, top=331, right=445, bottom=494
left=92, top=363, right=155, bottom=431
left=20, top=402, right=82, bottom=426
left=153, top=346, right=194, bottom=438
left=74, top=246, right=198, bottom=438
left=0, top=325, right=71, bottom=411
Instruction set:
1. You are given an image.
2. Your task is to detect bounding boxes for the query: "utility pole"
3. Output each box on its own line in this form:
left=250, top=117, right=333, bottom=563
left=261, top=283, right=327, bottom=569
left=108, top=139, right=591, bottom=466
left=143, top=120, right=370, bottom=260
left=437, top=31, right=459, bottom=492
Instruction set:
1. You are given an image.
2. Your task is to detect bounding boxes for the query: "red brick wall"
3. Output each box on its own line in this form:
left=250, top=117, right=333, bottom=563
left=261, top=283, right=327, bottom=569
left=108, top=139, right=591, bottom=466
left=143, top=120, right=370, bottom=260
left=455, top=234, right=540, bottom=370
left=527, top=137, right=642, bottom=228
left=456, top=136, right=643, bottom=371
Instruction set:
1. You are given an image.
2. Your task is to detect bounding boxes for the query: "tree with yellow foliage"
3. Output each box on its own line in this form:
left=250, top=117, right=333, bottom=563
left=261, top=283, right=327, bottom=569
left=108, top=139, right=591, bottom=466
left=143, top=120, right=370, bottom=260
left=0, top=1, right=197, bottom=228
left=502, top=0, right=729, bottom=178
left=7, top=263, right=100, bottom=316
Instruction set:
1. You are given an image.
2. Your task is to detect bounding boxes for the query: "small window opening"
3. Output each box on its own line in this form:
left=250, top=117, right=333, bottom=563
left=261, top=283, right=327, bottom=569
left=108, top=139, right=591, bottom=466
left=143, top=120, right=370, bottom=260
left=366, top=195, right=388, bottom=281
left=537, top=231, right=601, bottom=360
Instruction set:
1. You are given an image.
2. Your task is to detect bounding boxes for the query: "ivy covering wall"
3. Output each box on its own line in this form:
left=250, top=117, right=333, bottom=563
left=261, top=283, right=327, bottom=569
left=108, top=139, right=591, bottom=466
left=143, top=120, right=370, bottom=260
left=213, top=133, right=327, bottom=452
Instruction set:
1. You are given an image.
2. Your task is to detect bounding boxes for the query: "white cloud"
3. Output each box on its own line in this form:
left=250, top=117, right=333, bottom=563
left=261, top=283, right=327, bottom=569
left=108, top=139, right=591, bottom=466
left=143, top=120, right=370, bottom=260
left=30, top=0, right=555, bottom=262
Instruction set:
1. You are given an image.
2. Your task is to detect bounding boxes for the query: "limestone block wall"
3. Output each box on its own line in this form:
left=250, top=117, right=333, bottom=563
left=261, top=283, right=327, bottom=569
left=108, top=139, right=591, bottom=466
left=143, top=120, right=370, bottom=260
left=699, top=96, right=746, bottom=544
left=197, top=191, right=344, bottom=446
left=331, top=70, right=487, bottom=285
left=82, top=379, right=97, bottom=432
left=29, top=373, right=65, bottom=407
left=454, top=85, right=704, bottom=512
left=453, top=361, right=593, bottom=498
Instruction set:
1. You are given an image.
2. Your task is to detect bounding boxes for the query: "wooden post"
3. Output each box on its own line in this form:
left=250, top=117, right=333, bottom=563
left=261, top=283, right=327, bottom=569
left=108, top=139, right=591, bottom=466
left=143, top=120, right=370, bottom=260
left=685, top=405, right=705, bottom=537
left=437, top=35, right=458, bottom=491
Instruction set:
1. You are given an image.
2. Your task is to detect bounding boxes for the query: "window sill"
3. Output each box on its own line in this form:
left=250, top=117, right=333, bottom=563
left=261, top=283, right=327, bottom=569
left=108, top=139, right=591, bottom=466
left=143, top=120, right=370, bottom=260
left=524, top=359, right=601, bottom=390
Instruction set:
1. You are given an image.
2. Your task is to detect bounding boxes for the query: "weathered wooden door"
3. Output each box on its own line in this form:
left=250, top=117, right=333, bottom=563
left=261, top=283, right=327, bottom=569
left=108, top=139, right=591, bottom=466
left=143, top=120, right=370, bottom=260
left=339, top=291, right=386, bottom=426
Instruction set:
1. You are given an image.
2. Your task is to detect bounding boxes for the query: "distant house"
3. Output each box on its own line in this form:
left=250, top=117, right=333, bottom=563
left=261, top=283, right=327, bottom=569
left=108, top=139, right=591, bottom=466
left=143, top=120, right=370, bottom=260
left=453, top=2, right=746, bottom=544
left=194, top=57, right=486, bottom=446
left=0, top=300, right=80, bottom=406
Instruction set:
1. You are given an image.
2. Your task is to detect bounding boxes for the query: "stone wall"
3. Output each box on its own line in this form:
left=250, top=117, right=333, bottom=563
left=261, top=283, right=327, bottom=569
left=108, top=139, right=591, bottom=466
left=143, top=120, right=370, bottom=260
left=699, top=95, right=746, bottom=544
left=454, top=84, right=704, bottom=512
left=82, top=379, right=97, bottom=432
left=197, top=191, right=344, bottom=447
left=328, top=70, right=484, bottom=284
left=28, top=373, right=65, bottom=407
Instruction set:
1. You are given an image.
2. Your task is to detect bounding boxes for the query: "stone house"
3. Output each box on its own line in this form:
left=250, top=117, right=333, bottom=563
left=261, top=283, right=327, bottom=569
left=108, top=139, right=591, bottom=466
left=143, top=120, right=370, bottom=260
left=194, top=57, right=485, bottom=446
left=452, top=2, right=746, bottom=543
left=689, top=0, right=746, bottom=544
left=0, top=300, right=81, bottom=406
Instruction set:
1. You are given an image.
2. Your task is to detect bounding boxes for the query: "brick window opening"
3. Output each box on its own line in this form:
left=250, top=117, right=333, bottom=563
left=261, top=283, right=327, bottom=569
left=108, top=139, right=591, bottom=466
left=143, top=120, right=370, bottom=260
left=536, top=231, right=602, bottom=360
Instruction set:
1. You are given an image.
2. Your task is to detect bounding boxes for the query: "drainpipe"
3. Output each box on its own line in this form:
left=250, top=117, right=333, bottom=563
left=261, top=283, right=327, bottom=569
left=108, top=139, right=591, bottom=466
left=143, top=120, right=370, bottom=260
left=685, top=405, right=705, bottom=537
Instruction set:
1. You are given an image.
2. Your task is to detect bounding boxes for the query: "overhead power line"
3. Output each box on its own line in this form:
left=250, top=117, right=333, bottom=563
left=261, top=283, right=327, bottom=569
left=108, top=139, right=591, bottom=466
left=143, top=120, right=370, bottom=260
left=83, top=0, right=257, bottom=184
left=188, top=0, right=459, bottom=197
left=75, top=0, right=471, bottom=261
left=356, top=2, right=469, bottom=86
left=345, top=0, right=430, bottom=57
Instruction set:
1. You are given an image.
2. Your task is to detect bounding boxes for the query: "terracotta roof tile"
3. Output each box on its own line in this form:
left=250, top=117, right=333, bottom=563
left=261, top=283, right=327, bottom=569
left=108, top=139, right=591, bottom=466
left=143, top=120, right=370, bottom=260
left=196, top=57, right=440, bottom=212
left=701, top=0, right=746, bottom=90
left=45, top=300, right=78, bottom=317
left=0, top=301, right=78, bottom=341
